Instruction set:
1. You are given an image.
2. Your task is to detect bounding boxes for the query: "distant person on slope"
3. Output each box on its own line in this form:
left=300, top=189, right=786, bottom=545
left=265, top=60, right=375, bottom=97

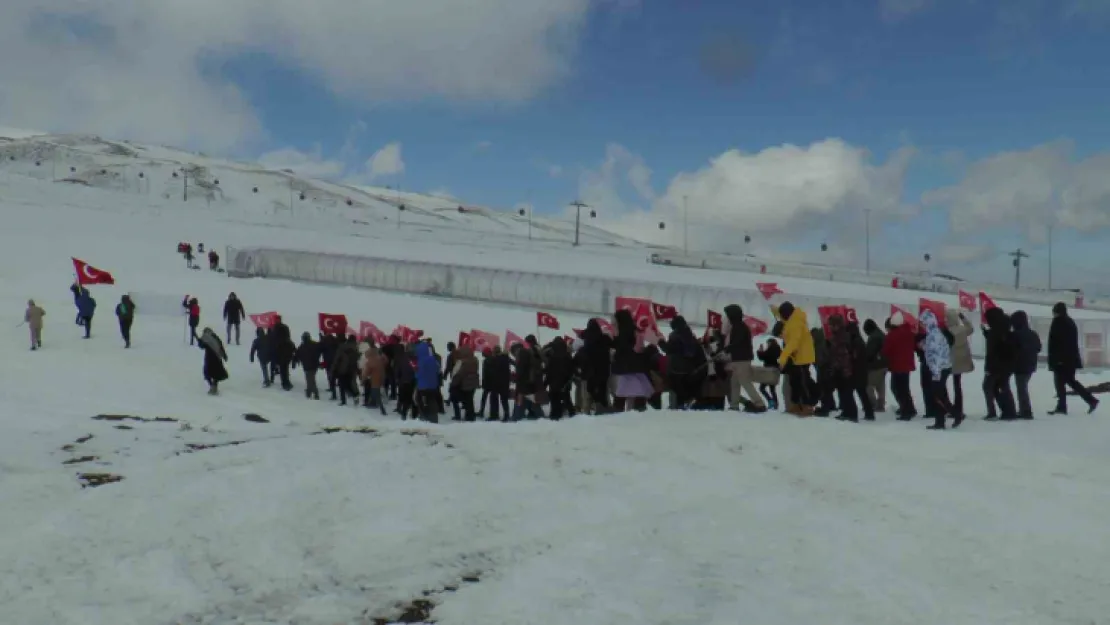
left=944, top=309, right=975, bottom=421
left=1011, top=310, right=1042, bottom=420
left=198, top=327, right=228, bottom=395
left=361, top=343, right=388, bottom=414
left=208, top=249, right=220, bottom=271
left=722, top=305, right=767, bottom=413
left=293, top=332, right=323, bottom=400
left=222, top=292, right=245, bottom=346
left=331, top=335, right=361, bottom=406
left=73, top=285, right=96, bottom=339
left=270, top=315, right=295, bottom=391
left=882, top=312, right=918, bottom=419
left=114, top=295, right=135, bottom=348
left=1047, top=302, right=1099, bottom=415
left=414, top=340, right=441, bottom=422
left=183, top=296, right=201, bottom=344
left=24, top=299, right=45, bottom=351
left=918, top=310, right=955, bottom=430
left=982, top=307, right=1018, bottom=421
left=862, top=319, right=887, bottom=413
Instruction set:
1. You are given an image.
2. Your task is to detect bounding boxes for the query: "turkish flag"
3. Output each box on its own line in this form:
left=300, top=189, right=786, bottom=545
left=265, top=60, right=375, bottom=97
left=73, top=258, right=115, bottom=285
left=592, top=318, right=615, bottom=337
left=392, top=325, right=423, bottom=343
left=505, top=330, right=526, bottom=350
left=817, top=305, right=847, bottom=336
left=458, top=331, right=473, bottom=348
left=615, top=296, right=658, bottom=333
left=890, top=304, right=919, bottom=332
left=707, top=309, right=723, bottom=330
left=979, top=292, right=998, bottom=324
left=844, top=307, right=859, bottom=325
left=536, top=311, right=560, bottom=330
left=359, top=321, right=388, bottom=343
left=318, top=313, right=348, bottom=334
left=249, top=312, right=278, bottom=329
left=756, top=282, right=783, bottom=301
left=919, top=298, right=947, bottom=326
left=470, top=329, right=500, bottom=352
left=958, top=289, right=977, bottom=312
left=743, top=316, right=769, bottom=336
left=651, top=302, right=678, bottom=321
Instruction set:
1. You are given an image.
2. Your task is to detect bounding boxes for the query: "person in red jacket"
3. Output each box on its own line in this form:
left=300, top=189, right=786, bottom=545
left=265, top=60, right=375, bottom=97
left=882, top=312, right=918, bottom=419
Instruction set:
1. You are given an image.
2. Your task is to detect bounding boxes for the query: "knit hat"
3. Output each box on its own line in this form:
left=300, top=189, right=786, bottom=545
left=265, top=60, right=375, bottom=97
left=890, top=311, right=905, bottom=327
left=1053, top=302, right=1067, bottom=316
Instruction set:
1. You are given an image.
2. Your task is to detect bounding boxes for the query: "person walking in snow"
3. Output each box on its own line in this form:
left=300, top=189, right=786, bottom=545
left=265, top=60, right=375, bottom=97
left=331, top=335, right=361, bottom=406
left=360, top=343, right=388, bottom=414
left=576, top=319, right=614, bottom=414
left=208, top=249, right=220, bottom=271
left=184, top=244, right=195, bottom=269
left=982, top=307, right=1019, bottom=421
left=776, top=302, right=818, bottom=416
left=320, top=333, right=340, bottom=399
left=449, top=344, right=481, bottom=421
left=485, top=345, right=512, bottom=421
left=944, top=309, right=975, bottom=420
left=1047, top=302, right=1099, bottom=415
left=756, top=338, right=782, bottom=410
left=543, top=338, right=577, bottom=420
left=74, top=286, right=96, bottom=339
left=222, top=292, right=245, bottom=346
left=826, top=314, right=859, bottom=422
left=183, top=296, right=201, bottom=345
left=862, top=319, right=887, bottom=413
left=293, top=332, right=323, bottom=400
left=722, top=305, right=767, bottom=413
left=414, top=340, right=441, bottom=422
left=198, top=327, right=228, bottom=395
left=1011, top=310, right=1042, bottom=420
left=114, top=294, right=135, bottom=348
left=883, top=312, right=918, bottom=419
left=249, top=327, right=274, bottom=387
left=919, top=310, right=957, bottom=429
left=24, top=299, right=45, bottom=350
left=270, top=315, right=294, bottom=391
left=395, top=343, right=418, bottom=420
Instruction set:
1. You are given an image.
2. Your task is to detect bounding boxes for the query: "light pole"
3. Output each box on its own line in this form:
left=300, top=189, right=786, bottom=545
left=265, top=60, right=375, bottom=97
left=864, top=208, right=872, bottom=275
left=1047, top=224, right=1054, bottom=290
left=683, top=195, right=689, bottom=256
left=518, top=205, right=533, bottom=241
left=570, top=200, right=591, bottom=246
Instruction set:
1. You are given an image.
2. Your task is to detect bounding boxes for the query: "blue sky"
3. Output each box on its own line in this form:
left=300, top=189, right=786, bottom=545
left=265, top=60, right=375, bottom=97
left=4, top=0, right=1110, bottom=290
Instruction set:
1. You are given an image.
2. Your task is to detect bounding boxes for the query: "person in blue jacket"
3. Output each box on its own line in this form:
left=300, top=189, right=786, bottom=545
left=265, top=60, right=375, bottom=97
left=74, top=286, right=96, bottom=339
left=414, top=340, right=440, bottom=423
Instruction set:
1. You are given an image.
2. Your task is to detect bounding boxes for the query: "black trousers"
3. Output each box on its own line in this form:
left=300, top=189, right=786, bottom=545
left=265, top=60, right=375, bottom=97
left=920, top=366, right=938, bottom=416
left=81, top=315, right=93, bottom=338
left=417, top=389, right=439, bottom=423
left=548, top=386, right=576, bottom=420
left=487, top=390, right=510, bottom=420
left=277, top=362, right=292, bottom=389
left=586, top=376, right=611, bottom=412
left=890, top=372, right=917, bottom=416
left=226, top=321, right=240, bottom=345
left=983, top=372, right=1017, bottom=418
left=668, top=370, right=705, bottom=408
left=303, top=368, right=319, bottom=398
left=119, top=319, right=132, bottom=346
left=784, top=364, right=816, bottom=407
left=1053, top=368, right=1096, bottom=412
left=452, top=388, right=477, bottom=421
left=398, top=383, right=417, bottom=419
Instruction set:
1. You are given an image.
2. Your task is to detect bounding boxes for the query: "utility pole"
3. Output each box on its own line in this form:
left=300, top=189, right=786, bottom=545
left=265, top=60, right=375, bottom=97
left=1010, top=248, right=1030, bottom=289
left=864, top=208, right=872, bottom=275
left=570, top=200, right=590, bottom=247
left=683, top=195, right=689, bottom=256
left=1047, top=225, right=1054, bottom=290
left=182, top=168, right=188, bottom=202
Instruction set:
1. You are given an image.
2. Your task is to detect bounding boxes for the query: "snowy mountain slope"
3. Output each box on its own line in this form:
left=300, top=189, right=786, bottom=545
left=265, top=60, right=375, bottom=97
left=3, top=136, right=1110, bottom=624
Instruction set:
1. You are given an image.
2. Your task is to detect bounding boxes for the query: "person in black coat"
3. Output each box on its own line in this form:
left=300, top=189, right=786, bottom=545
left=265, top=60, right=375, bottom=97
left=862, top=320, right=887, bottom=412
left=610, top=309, right=651, bottom=412
left=1047, top=302, right=1099, bottom=415
left=268, top=316, right=294, bottom=391
left=197, top=327, right=228, bottom=395
left=320, top=333, right=340, bottom=399
left=576, top=319, right=614, bottom=414
left=545, top=338, right=577, bottom=420
left=249, top=327, right=273, bottom=387
left=723, top=304, right=766, bottom=412
left=847, top=322, right=875, bottom=421
left=658, top=315, right=708, bottom=409
left=222, top=293, right=245, bottom=346
left=1011, top=311, right=1042, bottom=419
left=292, top=332, right=323, bottom=400
left=756, top=338, right=782, bottom=409
left=982, top=307, right=1018, bottom=420
left=485, top=346, right=512, bottom=421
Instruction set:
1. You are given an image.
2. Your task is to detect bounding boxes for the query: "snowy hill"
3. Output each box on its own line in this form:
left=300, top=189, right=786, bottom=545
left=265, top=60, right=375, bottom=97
left=2, top=132, right=1110, bottom=624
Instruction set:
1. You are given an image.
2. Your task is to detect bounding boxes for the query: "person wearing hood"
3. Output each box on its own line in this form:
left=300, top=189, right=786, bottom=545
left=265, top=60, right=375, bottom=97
left=982, top=307, right=1019, bottom=421
left=659, top=315, right=709, bottom=409
left=576, top=318, right=614, bottom=414
left=1010, top=311, right=1042, bottom=419
left=862, top=319, right=887, bottom=412
left=414, top=341, right=441, bottom=422
left=944, top=309, right=975, bottom=420
left=395, top=344, right=418, bottom=420
left=270, top=315, right=295, bottom=391
left=544, top=338, right=577, bottom=420
left=449, top=345, right=480, bottom=421
left=331, top=335, right=362, bottom=407
left=485, top=345, right=513, bottom=421
left=882, top=312, right=918, bottom=419
left=811, top=326, right=837, bottom=416
left=919, top=310, right=957, bottom=429
left=825, top=314, right=859, bottom=421
left=222, top=292, right=245, bottom=346
left=24, top=299, right=45, bottom=350
left=361, top=343, right=388, bottom=415
left=722, top=305, right=767, bottom=413
left=609, top=309, right=654, bottom=413
left=249, top=328, right=274, bottom=387
left=776, top=302, right=818, bottom=416
left=293, top=332, right=323, bottom=400
left=183, top=296, right=200, bottom=345
left=197, top=327, right=228, bottom=395
left=114, top=295, right=136, bottom=348
left=1047, top=302, right=1099, bottom=415
left=74, top=286, right=96, bottom=339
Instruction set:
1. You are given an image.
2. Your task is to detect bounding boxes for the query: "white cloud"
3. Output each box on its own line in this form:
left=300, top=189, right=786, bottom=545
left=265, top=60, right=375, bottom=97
left=0, top=1, right=633, bottom=151
left=548, top=164, right=564, bottom=178
left=257, top=145, right=345, bottom=179
left=580, top=139, right=913, bottom=254
left=474, top=140, right=493, bottom=151
left=921, top=140, right=1110, bottom=235
left=366, top=142, right=405, bottom=179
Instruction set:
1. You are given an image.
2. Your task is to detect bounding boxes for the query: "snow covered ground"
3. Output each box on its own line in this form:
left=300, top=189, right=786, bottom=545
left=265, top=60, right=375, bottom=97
left=2, top=144, right=1110, bottom=624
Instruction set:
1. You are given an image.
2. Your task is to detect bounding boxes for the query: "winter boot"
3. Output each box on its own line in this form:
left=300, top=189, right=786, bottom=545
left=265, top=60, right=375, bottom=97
left=1089, top=399, right=1100, bottom=414
left=926, top=415, right=946, bottom=430
left=952, top=414, right=965, bottom=429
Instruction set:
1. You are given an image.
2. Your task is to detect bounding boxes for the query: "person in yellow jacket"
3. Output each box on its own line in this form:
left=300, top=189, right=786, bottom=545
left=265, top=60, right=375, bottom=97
left=776, top=302, right=817, bottom=416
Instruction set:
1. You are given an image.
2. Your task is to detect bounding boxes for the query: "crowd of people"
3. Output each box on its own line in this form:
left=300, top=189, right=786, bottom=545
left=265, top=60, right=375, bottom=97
left=184, top=292, right=1101, bottom=428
